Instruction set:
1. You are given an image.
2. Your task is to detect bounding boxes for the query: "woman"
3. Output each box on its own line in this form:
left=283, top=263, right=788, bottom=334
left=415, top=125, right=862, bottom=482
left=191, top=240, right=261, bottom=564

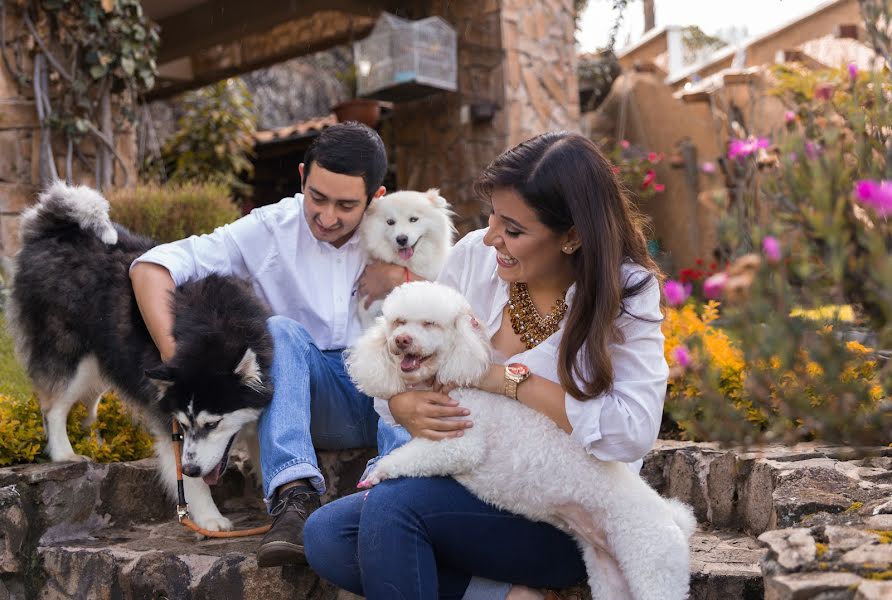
left=303, top=132, right=669, bottom=599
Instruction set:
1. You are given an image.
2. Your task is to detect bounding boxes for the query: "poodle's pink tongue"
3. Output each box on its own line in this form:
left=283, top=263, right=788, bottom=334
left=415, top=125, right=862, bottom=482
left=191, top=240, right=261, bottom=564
left=400, top=355, right=421, bottom=372
left=398, top=247, right=414, bottom=261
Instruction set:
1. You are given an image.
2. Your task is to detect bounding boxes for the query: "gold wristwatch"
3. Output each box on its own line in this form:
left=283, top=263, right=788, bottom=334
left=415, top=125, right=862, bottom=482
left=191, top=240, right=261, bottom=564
left=504, top=363, right=531, bottom=400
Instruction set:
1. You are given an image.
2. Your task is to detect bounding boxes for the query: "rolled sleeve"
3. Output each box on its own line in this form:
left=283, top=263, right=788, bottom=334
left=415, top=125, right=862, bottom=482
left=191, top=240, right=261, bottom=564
left=565, top=274, right=669, bottom=463
left=130, top=209, right=271, bottom=286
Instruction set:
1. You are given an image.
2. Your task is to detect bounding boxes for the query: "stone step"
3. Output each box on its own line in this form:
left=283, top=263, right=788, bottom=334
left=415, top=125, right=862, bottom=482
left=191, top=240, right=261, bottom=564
left=30, top=513, right=765, bottom=600
left=642, top=441, right=892, bottom=535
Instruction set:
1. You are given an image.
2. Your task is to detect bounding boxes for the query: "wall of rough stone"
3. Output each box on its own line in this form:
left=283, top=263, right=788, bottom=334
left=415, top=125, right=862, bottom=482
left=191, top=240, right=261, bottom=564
left=390, top=0, right=580, bottom=236
left=0, top=10, right=136, bottom=258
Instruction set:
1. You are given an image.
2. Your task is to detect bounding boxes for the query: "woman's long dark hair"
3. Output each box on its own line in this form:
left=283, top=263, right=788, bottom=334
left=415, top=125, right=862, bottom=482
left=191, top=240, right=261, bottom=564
left=475, top=132, right=662, bottom=401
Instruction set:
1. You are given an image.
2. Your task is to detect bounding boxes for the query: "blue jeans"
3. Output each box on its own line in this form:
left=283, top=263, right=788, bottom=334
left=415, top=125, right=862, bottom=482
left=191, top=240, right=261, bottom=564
left=303, top=477, right=588, bottom=600
left=257, top=316, right=410, bottom=505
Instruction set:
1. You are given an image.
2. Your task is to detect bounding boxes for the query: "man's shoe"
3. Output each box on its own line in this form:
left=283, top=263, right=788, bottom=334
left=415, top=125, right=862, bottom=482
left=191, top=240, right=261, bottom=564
left=256, top=486, right=321, bottom=568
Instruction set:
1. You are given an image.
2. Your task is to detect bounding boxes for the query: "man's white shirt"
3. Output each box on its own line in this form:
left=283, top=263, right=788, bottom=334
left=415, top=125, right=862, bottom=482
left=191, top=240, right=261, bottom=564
left=130, top=194, right=366, bottom=350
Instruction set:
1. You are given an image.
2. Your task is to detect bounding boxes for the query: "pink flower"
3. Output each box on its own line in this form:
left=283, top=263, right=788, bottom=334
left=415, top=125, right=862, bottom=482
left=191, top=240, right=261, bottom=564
left=642, top=170, right=656, bottom=189
left=664, top=279, right=690, bottom=306
left=728, top=137, right=770, bottom=160
left=855, top=180, right=892, bottom=217
left=762, top=236, right=781, bottom=263
left=654, top=183, right=666, bottom=193
left=703, top=272, right=728, bottom=299
left=648, top=152, right=658, bottom=163
left=673, top=345, right=692, bottom=368
left=701, top=161, right=716, bottom=174
left=784, top=110, right=796, bottom=124
left=847, top=62, right=858, bottom=82
left=788, top=152, right=799, bottom=163
left=805, top=141, right=821, bottom=160
left=814, top=83, right=835, bottom=101
left=620, top=140, right=630, bottom=149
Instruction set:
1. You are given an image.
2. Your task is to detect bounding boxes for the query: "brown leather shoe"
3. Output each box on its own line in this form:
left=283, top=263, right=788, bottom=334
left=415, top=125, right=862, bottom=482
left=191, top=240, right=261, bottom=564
left=256, top=486, right=321, bottom=568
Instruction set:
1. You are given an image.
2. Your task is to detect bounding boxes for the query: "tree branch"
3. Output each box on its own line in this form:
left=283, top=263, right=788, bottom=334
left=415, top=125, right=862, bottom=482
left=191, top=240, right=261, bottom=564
left=23, top=12, right=73, bottom=83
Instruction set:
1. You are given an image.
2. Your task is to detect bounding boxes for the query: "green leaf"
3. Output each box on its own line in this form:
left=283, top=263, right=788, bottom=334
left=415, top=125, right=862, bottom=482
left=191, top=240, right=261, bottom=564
left=120, top=56, right=135, bottom=76
left=89, top=64, right=107, bottom=79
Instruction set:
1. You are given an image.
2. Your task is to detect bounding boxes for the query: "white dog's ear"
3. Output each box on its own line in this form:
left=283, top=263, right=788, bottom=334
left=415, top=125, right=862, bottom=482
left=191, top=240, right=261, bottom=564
left=345, top=319, right=406, bottom=399
left=425, top=188, right=449, bottom=210
left=235, top=348, right=266, bottom=393
left=437, top=312, right=491, bottom=387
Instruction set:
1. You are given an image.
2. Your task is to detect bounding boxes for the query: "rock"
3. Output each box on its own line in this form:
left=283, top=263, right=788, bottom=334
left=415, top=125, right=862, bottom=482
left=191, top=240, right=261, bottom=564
left=0, top=485, right=27, bottom=574
left=689, top=529, right=765, bottom=600
left=740, top=461, right=778, bottom=534
left=864, top=514, right=892, bottom=530
left=825, top=526, right=881, bottom=552
left=764, top=572, right=863, bottom=600
left=759, top=528, right=817, bottom=570
left=855, top=580, right=892, bottom=599
left=841, top=543, right=892, bottom=566
left=772, top=468, right=856, bottom=528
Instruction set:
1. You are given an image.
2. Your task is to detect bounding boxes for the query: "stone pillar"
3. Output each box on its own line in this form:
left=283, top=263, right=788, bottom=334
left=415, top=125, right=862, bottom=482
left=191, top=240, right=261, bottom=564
left=390, top=0, right=579, bottom=235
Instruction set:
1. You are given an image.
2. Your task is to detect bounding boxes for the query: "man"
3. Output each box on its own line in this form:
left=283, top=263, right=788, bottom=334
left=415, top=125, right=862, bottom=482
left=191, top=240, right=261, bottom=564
left=131, top=122, right=449, bottom=566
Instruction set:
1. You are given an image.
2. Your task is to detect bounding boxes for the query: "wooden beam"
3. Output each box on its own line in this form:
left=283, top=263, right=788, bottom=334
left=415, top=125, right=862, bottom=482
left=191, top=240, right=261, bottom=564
left=156, top=0, right=409, bottom=63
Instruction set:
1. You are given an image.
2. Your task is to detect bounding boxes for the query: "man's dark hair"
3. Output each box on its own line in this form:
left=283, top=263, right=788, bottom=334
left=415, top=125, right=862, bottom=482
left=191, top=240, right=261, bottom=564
left=302, top=121, right=387, bottom=201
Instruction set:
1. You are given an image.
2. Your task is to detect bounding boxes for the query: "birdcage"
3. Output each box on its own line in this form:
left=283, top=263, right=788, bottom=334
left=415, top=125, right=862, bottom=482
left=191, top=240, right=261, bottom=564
left=354, top=13, right=457, bottom=102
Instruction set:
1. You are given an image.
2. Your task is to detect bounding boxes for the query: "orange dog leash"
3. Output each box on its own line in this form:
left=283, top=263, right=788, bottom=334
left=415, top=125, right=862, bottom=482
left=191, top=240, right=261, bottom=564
left=171, top=420, right=271, bottom=538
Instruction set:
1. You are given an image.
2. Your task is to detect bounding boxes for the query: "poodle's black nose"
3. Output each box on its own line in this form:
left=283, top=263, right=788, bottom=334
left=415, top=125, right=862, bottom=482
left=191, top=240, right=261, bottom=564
left=395, top=333, right=413, bottom=349
left=182, top=464, right=201, bottom=478
left=396, top=234, right=409, bottom=246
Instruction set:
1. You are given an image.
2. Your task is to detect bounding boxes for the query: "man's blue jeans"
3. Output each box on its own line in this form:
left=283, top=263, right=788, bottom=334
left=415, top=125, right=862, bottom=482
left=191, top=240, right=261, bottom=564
left=303, top=477, right=588, bottom=600
left=258, top=316, right=409, bottom=505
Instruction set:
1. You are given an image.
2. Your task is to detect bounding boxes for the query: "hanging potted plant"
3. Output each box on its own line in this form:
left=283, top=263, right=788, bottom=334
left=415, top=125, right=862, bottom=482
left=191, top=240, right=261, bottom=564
left=332, top=64, right=381, bottom=128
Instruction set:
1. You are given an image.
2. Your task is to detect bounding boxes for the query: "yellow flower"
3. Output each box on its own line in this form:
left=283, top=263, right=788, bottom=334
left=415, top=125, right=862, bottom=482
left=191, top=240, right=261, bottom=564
left=845, top=340, right=873, bottom=355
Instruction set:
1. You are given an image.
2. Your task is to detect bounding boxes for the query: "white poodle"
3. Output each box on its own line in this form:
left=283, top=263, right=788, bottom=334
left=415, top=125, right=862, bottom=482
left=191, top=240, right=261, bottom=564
left=346, top=281, right=696, bottom=600
left=357, top=189, right=454, bottom=329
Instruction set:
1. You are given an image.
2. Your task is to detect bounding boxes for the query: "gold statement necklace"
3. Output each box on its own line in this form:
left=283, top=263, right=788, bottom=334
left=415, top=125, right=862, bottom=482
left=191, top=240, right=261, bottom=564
left=508, top=282, right=569, bottom=349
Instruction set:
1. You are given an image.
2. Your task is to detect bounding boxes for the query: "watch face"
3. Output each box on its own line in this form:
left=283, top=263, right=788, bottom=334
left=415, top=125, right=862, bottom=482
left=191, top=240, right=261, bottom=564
left=506, top=363, right=529, bottom=376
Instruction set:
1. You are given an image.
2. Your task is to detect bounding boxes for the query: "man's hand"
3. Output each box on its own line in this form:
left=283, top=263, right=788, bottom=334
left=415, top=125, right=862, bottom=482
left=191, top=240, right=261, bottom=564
left=388, top=390, right=471, bottom=440
left=357, top=260, right=408, bottom=308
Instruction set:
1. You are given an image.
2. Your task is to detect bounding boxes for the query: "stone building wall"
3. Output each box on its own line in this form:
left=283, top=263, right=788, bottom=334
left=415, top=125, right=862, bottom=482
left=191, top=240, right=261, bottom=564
left=0, top=9, right=136, bottom=258
left=390, top=0, right=579, bottom=235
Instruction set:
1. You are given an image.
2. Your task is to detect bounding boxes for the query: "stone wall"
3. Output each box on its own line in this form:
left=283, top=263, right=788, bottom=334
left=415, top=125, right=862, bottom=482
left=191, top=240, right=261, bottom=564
left=0, top=9, right=137, bottom=258
left=390, top=0, right=579, bottom=235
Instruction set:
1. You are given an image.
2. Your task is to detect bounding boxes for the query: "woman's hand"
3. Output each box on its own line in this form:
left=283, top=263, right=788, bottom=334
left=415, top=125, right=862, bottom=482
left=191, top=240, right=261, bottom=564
left=357, top=260, right=406, bottom=308
left=388, top=389, right=471, bottom=440
left=474, top=363, right=506, bottom=395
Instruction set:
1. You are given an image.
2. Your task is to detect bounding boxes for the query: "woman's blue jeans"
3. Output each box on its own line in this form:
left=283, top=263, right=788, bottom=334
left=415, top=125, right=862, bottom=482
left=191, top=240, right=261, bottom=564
left=303, top=476, right=587, bottom=600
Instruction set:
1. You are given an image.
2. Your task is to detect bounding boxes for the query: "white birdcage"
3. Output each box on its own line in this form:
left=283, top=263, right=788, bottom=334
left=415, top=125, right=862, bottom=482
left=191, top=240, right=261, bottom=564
left=354, top=13, right=457, bottom=102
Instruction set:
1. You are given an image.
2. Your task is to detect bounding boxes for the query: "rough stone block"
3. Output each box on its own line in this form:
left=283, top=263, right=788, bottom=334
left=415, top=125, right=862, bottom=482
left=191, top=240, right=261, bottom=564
left=759, top=528, right=817, bottom=570
left=0, top=183, right=35, bottom=213
left=0, top=485, right=27, bottom=574
left=0, top=100, right=38, bottom=129
left=855, top=581, right=892, bottom=600
left=764, top=572, right=863, bottom=600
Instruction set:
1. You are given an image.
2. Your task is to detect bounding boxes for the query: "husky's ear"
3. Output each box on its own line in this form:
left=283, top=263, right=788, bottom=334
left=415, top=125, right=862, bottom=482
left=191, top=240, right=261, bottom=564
left=437, top=311, right=491, bottom=387
left=235, top=348, right=265, bottom=393
left=425, top=188, right=449, bottom=210
left=345, top=318, right=405, bottom=399
left=145, top=365, right=176, bottom=396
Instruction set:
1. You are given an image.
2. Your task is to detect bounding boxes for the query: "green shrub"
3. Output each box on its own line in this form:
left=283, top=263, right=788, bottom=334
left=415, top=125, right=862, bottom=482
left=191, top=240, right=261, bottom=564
left=0, top=392, right=154, bottom=467
left=0, top=313, right=33, bottom=401
left=107, top=182, right=240, bottom=243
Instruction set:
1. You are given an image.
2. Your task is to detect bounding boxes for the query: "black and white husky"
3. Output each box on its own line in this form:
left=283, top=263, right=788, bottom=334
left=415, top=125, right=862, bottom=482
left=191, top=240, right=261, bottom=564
left=6, top=182, right=273, bottom=531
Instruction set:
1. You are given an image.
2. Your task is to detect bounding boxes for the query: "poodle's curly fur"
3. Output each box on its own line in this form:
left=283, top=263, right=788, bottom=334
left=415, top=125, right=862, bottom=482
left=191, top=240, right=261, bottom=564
left=346, top=281, right=695, bottom=600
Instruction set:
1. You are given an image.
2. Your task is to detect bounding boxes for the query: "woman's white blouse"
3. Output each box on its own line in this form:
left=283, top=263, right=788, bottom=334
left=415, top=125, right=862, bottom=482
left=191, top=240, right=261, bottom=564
left=380, top=228, right=669, bottom=473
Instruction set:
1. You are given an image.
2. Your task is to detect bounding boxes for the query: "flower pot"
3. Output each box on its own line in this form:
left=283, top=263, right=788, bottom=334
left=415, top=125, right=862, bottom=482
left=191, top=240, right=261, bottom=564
left=332, top=99, right=381, bottom=128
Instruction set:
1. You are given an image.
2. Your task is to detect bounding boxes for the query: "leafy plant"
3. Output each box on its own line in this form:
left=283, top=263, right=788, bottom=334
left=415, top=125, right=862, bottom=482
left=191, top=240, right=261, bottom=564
left=145, top=79, right=257, bottom=195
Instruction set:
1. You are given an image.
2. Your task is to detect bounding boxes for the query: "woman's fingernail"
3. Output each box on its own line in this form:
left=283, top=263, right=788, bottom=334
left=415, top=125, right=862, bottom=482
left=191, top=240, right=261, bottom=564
left=462, top=409, right=470, bottom=415
left=465, top=421, right=473, bottom=428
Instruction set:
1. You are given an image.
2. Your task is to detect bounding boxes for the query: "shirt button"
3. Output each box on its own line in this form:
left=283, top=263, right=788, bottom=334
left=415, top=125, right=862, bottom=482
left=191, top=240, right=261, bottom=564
left=336, top=258, right=342, bottom=264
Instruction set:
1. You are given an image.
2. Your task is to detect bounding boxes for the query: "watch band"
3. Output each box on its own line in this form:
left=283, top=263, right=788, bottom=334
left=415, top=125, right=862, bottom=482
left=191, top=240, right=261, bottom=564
left=504, top=377, right=519, bottom=400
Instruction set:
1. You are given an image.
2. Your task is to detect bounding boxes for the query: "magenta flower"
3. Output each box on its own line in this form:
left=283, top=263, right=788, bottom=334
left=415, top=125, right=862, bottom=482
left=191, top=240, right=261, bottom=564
left=762, top=236, right=781, bottom=263
left=620, top=140, right=630, bottom=149
left=855, top=180, right=892, bottom=217
left=784, top=110, right=796, bottom=124
left=664, top=279, right=690, bottom=306
left=673, top=345, right=692, bottom=369
left=814, top=83, right=835, bottom=101
left=642, top=170, right=656, bottom=189
left=701, top=161, right=716, bottom=174
left=728, top=137, right=770, bottom=160
left=654, top=183, right=666, bottom=193
left=847, top=62, right=858, bottom=82
left=703, top=272, right=728, bottom=299
left=804, top=141, right=821, bottom=160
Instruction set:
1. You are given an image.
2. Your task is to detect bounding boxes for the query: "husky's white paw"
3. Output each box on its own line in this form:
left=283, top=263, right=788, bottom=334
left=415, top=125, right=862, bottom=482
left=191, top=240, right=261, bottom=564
left=192, top=513, right=233, bottom=532
left=53, top=452, right=92, bottom=463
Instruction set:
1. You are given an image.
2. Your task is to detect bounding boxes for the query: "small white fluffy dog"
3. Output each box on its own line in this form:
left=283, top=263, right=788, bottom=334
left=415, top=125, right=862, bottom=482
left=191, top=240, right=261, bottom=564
left=346, top=282, right=696, bottom=600
left=357, top=189, right=454, bottom=329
